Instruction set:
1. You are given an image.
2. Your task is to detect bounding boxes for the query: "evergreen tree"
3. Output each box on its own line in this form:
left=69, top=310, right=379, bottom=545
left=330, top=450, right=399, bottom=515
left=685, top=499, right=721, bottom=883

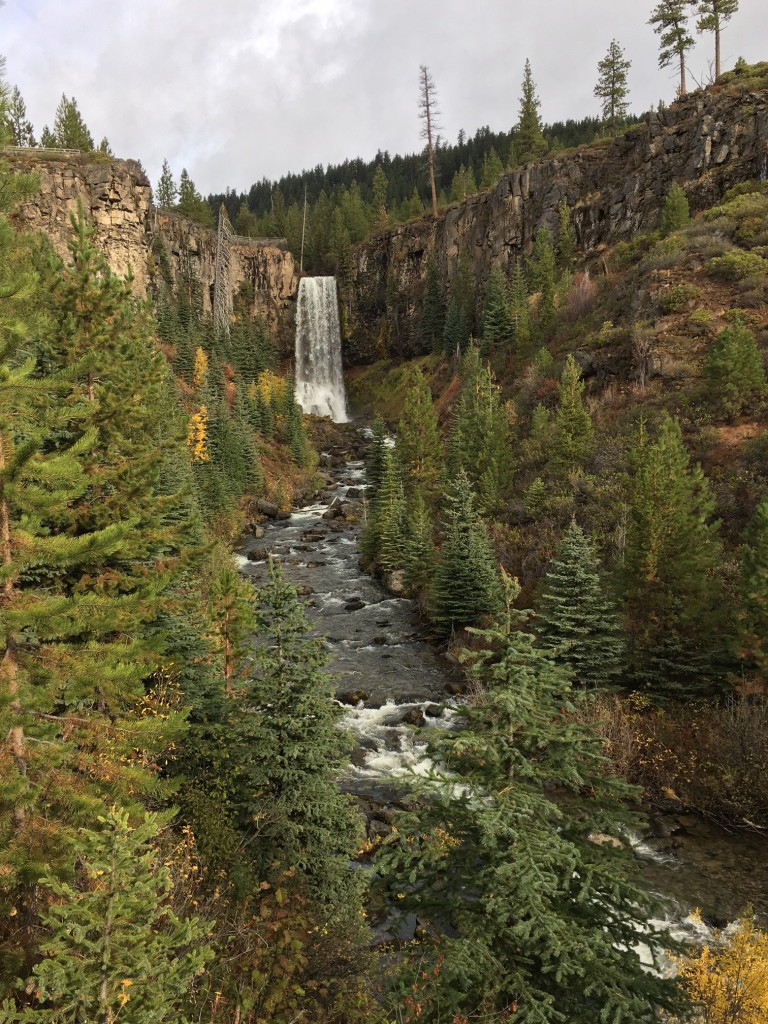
left=366, top=446, right=406, bottom=574
left=594, top=40, right=632, bottom=137
left=397, top=366, right=443, bottom=504
left=735, top=497, right=768, bottom=685
left=480, top=146, right=504, bottom=188
left=371, top=162, right=389, bottom=228
left=556, top=198, right=577, bottom=272
left=365, top=413, right=389, bottom=494
left=430, top=469, right=502, bottom=634
left=660, top=181, right=690, bottom=235
left=1, top=809, right=212, bottom=1024
left=155, top=158, right=178, bottom=209
left=620, top=416, right=724, bottom=698
left=536, top=520, right=625, bottom=689
left=704, top=322, right=766, bottom=420
left=481, top=267, right=513, bottom=350
left=649, top=1, right=695, bottom=98
left=39, top=126, right=56, bottom=148
left=403, top=487, right=436, bottom=598
left=377, top=573, right=680, bottom=1024
left=696, top=0, right=739, bottom=78
left=232, top=563, right=362, bottom=907
left=553, top=354, right=594, bottom=466
left=527, top=227, right=557, bottom=333
left=508, top=258, right=532, bottom=355
left=450, top=353, right=513, bottom=515
left=419, top=255, right=445, bottom=352
left=442, top=294, right=471, bottom=357
left=513, top=59, right=547, bottom=164
left=178, top=169, right=213, bottom=227
left=5, top=86, right=35, bottom=147
left=51, top=94, right=94, bottom=151
left=0, top=209, right=188, bottom=977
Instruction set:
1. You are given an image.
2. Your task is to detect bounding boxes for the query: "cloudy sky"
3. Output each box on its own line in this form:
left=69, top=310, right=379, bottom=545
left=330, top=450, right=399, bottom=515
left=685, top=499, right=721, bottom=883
left=2, top=0, right=764, bottom=198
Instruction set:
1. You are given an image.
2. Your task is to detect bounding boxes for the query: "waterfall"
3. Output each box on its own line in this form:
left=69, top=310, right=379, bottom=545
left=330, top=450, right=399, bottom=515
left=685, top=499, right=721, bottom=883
left=295, top=276, right=349, bottom=422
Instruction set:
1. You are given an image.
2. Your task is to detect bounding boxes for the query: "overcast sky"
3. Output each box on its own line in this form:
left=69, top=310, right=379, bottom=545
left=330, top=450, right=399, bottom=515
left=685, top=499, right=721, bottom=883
left=2, top=0, right=765, bottom=198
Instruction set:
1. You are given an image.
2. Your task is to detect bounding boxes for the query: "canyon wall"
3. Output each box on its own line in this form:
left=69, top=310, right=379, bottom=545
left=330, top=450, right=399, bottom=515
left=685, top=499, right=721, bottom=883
left=347, top=79, right=768, bottom=364
left=7, top=150, right=297, bottom=351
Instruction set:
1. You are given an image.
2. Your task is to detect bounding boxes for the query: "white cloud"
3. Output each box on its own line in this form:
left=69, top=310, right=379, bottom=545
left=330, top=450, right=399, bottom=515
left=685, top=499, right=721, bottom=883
left=2, top=0, right=764, bottom=196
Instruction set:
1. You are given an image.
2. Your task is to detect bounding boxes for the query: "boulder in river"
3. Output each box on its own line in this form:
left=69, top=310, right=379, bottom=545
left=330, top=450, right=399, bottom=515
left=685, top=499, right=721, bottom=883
left=247, top=546, right=268, bottom=561
left=384, top=569, right=408, bottom=596
left=344, top=598, right=366, bottom=611
left=337, top=689, right=369, bottom=706
left=255, top=498, right=280, bottom=519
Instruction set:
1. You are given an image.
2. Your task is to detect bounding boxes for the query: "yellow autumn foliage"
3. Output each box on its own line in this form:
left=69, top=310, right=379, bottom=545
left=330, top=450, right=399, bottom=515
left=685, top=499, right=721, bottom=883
left=187, top=404, right=209, bottom=463
left=672, top=911, right=768, bottom=1024
left=252, top=369, right=286, bottom=405
left=192, top=346, right=208, bottom=391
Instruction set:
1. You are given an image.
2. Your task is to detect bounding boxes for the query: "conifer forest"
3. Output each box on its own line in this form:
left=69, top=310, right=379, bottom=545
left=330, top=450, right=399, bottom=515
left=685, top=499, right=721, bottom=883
left=3, top=2, right=768, bottom=1021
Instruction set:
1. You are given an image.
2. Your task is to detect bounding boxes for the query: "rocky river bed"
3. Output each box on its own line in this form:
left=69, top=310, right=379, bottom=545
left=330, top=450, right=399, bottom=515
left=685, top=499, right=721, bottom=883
left=236, top=430, right=768, bottom=944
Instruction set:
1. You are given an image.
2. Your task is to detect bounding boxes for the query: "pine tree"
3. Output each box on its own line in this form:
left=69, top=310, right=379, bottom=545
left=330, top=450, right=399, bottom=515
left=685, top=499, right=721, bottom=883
left=371, top=163, right=389, bottom=228
left=696, top=0, right=739, bottom=79
left=528, top=227, right=557, bottom=333
left=480, top=146, right=504, bottom=188
left=481, top=267, right=513, bottom=350
left=450, top=355, right=513, bottom=515
left=430, top=470, right=502, bottom=634
left=365, top=413, right=390, bottom=494
left=51, top=94, right=94, bottom=151
left=556, top=198, right=577, bottom=272
left=418, top=65, right=441, bottom=218
left=377, top=573, right=680, bottom=1024
left=0, top=208, right=189, bottom=977
left=442, top=294, right=471, bottom=357
left=536, top=520, right=625, bottom=689
left=420, top=255, right=445, bottom=352
left=553, top=354, right=594, bottom=466
left=397, top=366, right=443, bottom=504
left=403, top=487, right=436, bottom=598
left=620, top=416, right=724, bottom=698
left=594, top=40, right=632, bottom=137
left=5, top=86, right=35, bottom=147
left=649, top=1, right=695, bottom=98
left=367, top=446, right=407, bottom=574
left=508, top=258, right=532, bottom=355
left=735, top=497, right=768, bottom=685
left=660, top=182, right=691, bottom=235
left=178, top=170, right=213, bottom=228
left=704, top=323, right=765, bottom=420
left=155, top=158, right=178, bottom=209
left=1, top=809, right=212, bottom=1024
left=232, top=563, right=362, bottom=908
left=513, top=59, right=547, bottom=164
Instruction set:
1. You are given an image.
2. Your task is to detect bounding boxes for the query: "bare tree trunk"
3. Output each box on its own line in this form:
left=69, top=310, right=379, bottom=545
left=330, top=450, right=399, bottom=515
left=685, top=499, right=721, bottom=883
left=715, top=21, right=721, bottom=79
left=419, top=65, right=441, bottom=219
left=0, top=432, right=25, bottom=829
left=680, top=51, right=687, bottom=97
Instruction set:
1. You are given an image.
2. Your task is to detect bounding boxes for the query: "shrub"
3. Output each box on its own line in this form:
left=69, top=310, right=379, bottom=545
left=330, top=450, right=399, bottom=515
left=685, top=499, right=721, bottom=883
left=656, top=282, right=701, bottom=314
left=688, top=308, right=712, bottom=327
left=641, top=235, right=686, bottom=270
left=706, top=249, right=767, bottom=281
left=724, top=307, right=763, bottom=326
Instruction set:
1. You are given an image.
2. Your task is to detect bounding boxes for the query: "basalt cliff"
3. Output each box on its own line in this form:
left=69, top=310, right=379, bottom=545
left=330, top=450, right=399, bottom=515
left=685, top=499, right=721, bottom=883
left=346, top=77, right=768, bottom=364
left=7, top=150, right=297, bottom=349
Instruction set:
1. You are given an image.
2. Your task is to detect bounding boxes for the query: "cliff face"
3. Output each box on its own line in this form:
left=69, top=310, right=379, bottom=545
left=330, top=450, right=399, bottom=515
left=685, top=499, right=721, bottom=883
left=347, top=81, right=768, bottom=364
left=8, top=151, right=297, bottom=352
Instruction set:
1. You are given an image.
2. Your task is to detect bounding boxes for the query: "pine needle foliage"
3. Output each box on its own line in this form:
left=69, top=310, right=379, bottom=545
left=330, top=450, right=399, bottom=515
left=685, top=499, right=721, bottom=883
left=377, top=572, right=682, bottom=1024
left=535, top=520, right=625, bottom=689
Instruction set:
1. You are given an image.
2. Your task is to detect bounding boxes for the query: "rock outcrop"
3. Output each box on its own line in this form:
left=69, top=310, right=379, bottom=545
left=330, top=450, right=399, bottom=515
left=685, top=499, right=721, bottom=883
left=347, top=81, right=768, bottom=363
left=7, top=150, right=297, bottom=351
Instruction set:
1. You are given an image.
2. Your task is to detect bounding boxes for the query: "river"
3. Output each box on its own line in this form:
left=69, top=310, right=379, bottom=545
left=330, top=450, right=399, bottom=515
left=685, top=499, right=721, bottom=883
left=236, top=434, right=768, bottom=947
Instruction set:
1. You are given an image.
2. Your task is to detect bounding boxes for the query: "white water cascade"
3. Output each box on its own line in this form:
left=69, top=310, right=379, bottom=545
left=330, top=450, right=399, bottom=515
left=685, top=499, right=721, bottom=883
left=295, top=276, right=349, bottom=422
